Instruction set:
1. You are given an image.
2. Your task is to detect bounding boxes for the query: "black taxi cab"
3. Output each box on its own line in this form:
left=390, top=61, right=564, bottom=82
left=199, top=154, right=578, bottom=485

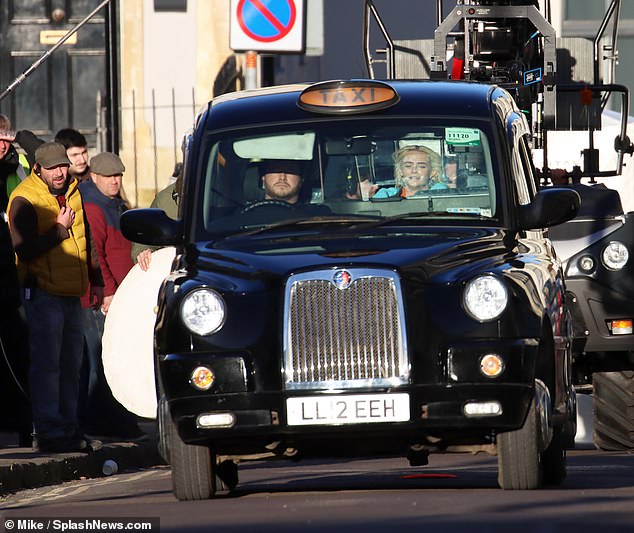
left=121, top=79, right=581, bottom=500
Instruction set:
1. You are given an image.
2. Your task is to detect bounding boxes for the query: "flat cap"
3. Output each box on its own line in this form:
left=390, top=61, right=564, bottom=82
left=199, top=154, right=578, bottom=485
left=90, top=152, right=125, bottom=176
left=35, top=142, right=70, bottom=168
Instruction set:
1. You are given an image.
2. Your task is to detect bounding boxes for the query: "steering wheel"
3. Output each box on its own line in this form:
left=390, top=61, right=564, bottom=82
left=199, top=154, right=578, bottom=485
left=241, top=199, right=296, bottom=214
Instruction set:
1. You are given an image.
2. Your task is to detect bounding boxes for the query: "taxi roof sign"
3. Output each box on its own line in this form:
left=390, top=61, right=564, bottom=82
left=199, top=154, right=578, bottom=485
left=298, top=80, right=399, bottom=114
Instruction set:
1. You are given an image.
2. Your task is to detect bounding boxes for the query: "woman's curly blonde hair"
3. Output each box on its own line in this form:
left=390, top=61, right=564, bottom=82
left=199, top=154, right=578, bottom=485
left=392, top=145, right=441, bottom=186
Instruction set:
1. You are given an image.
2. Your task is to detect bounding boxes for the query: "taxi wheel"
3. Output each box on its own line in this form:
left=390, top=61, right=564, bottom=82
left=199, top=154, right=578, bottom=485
left=157, top=395, right=170, bottom=464
left=593, top=371, right=634, bottom=450
left=169, top=415, right=217, bottom=500
left=541, top=427, right=566, bottom=486
left=497, top=396, right=542, bottom=490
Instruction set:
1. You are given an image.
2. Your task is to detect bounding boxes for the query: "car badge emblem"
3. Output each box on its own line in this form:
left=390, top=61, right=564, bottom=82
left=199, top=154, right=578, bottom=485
left=333, top=269, right=352, bottom=289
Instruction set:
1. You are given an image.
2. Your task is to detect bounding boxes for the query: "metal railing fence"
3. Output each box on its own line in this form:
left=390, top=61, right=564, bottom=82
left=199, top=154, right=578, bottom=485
left=104, top=87, right=204, bottom=207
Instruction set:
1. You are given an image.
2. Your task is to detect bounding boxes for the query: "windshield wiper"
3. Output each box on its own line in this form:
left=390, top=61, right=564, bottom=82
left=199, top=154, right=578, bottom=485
left=350, top=211, right=486, bottom=231
left=222, top=215, right=380, bottom=240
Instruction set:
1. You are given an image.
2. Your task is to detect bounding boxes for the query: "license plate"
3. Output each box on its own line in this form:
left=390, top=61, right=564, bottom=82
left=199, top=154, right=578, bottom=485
left=286, top=393, right=410, bottom=426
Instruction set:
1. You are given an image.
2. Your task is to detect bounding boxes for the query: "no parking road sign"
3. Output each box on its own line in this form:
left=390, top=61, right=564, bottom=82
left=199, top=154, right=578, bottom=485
left=230, top=0, right=304, bottom=52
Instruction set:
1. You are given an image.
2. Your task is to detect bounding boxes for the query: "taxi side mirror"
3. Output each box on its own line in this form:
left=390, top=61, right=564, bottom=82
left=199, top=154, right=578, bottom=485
left=120, top=208, right=183, bottom=246
left=518, top=188, right=580, bottom=230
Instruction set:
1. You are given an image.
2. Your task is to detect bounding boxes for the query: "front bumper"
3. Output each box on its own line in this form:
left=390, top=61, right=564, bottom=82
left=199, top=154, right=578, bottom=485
left=566, top=277, right=634, bottom=353
left=167, top=383, right=534, bottom=453
left=160, top=337, right=542, bottom=454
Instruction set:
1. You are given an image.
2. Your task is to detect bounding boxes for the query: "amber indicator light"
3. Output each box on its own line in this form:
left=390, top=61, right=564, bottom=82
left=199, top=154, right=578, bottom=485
left=190, top=366, right=215, bottom=391
left=298, top=80, right=399, bottom=114
left=610, top=319, right=633, bottom=335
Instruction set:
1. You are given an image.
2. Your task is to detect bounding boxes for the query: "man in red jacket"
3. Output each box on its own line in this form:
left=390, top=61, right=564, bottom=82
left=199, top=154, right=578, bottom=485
left=79, top=152, right=144, bottom=441
left=80, top=153, right=133, bottom=312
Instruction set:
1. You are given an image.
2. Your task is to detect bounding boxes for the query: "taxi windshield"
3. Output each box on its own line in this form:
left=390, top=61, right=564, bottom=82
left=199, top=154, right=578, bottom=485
left=201, top=120, right=498, bottom=234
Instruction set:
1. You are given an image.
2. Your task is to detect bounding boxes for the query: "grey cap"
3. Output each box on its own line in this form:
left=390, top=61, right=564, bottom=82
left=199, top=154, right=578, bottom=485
left=35, top=142, right=70, bottom=169
left=90, top=152, right=125, bottom=176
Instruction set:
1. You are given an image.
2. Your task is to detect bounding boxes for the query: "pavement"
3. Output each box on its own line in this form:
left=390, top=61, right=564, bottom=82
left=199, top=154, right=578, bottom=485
left=0, top=420, right=163, bottom=496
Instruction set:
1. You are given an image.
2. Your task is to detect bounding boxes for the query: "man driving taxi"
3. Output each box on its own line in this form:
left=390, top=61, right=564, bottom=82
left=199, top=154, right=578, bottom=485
left=260, top=159, right=304, bottom=204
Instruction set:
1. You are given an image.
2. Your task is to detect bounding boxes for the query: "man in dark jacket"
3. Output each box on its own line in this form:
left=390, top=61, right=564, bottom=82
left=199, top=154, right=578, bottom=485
left=0, top=115, right=30, bottom=214
left=0, top=114, right=32, bottom=447
left=79, top=152, right=144, bottom=440
left=131, top=163, right=182, bottom=271
left=0, top=215, right=31, bottom=447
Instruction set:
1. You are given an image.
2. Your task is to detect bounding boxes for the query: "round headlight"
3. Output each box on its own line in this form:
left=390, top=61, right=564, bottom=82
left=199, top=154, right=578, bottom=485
left=602, top=241, right=629, bottom=271
left=180, top=288, right=226, bottom=335
left=463, top=274, right=508, bottom=322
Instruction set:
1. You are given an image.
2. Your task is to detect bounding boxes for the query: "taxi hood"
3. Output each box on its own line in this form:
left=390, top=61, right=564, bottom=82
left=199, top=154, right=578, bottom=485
left=193, top=225, right=512, bottom=284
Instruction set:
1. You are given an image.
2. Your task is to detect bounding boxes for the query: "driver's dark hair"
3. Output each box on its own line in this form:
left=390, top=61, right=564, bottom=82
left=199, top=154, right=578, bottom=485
left=259, top=159, right=304, bottom=178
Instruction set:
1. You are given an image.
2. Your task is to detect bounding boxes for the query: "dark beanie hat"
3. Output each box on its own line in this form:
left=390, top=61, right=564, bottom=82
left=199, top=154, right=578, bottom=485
left=259, top=159, right=303, bottom=177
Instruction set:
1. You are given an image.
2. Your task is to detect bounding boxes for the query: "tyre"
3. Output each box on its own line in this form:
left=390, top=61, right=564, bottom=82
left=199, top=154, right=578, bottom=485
left=593, top=371, right=634, bottom=450
left=157, top=395, right=170, bottom=464
left=497, top=396, right=542, bottom=490
left=541, top=427, right=566, bottom=486
left=168, top=415, right=217, bottom=501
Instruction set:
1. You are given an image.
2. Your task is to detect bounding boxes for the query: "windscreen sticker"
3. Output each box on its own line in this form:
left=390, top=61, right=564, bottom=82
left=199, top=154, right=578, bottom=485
left=446, top=128, right=482, bottom=146
left=447, top=207, right=490, bottom=216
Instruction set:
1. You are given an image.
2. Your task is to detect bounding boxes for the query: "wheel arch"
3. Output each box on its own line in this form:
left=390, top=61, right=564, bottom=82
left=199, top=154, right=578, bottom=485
left=535, top=315, right=577, bottom=446
left=535, top=317, right=557, bottom=399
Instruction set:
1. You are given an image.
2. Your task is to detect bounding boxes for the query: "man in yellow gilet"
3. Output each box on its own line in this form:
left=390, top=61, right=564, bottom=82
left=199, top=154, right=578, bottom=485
left=8, top=142, right=101, bottom=453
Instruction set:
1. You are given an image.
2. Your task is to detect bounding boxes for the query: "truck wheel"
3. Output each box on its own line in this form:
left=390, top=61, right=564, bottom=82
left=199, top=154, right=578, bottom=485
left=169, top=416, right=219, bottom=501
left=541, top=427, right=566, bottom=486
left=497, top=396, right=542, bottom=490
left=593, top=371, right=634, bottom=450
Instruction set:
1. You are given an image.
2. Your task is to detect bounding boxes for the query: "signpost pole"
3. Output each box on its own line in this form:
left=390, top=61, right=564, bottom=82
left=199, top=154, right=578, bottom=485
left=245, top=50, right=259, bottom=89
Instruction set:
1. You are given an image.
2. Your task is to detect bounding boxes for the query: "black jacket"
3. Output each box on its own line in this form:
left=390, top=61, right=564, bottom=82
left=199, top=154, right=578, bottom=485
left=0, top=146, right=22, bottom=213
left=0, top=217, right=20, bottom=308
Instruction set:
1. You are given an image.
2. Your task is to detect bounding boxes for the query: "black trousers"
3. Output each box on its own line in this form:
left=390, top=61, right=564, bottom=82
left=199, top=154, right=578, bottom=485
left=0, top=304, right=32, bottom=441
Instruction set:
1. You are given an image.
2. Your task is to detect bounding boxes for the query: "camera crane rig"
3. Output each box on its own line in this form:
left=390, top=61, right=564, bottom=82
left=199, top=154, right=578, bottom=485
left=364, top=0, right=634, bottom=451
left=363, top=0, right=632, bottom=180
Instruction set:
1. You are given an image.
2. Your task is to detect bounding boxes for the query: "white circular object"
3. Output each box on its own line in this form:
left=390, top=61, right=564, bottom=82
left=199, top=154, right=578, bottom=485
left=601, top=241, right=628, bottom=271
left=102, top=459, right=118, bottom=476
left=463, top=274, right=508, bottom=322
left=180, top=288, right=226, bottom=336
left=102, top=246, right=176, bottom=419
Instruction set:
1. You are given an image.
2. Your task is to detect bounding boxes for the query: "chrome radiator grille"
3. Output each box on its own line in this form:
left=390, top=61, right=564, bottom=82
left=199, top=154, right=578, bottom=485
left=284, top=268, right=409, bottom=390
